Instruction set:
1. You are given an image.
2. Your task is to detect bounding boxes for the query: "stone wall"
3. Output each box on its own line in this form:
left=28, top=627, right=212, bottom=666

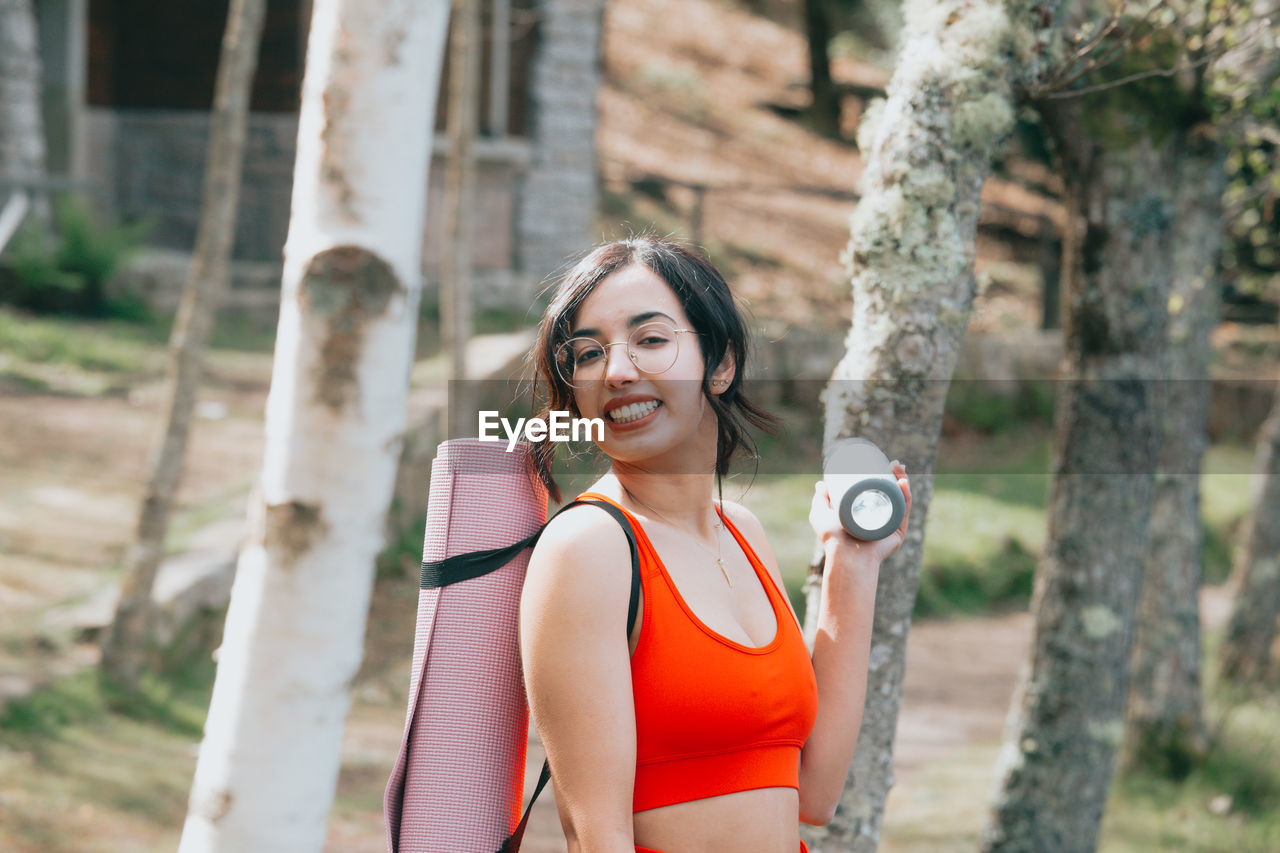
left=86, top=110, right=553, bottom=316
left=516, top=0, right=605, bottom=286
left=84, top=107, right=296, bottom=262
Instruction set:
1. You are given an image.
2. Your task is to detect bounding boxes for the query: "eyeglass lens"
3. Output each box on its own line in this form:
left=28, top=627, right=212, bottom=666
left=555, top=321, right=682, bottom=388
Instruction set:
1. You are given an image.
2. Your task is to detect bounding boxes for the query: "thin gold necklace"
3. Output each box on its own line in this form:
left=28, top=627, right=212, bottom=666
left=622, top=486, right=733, bottom=588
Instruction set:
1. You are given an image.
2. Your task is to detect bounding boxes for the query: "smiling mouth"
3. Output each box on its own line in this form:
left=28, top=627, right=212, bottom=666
left=607, top=400, right=662, bottom=423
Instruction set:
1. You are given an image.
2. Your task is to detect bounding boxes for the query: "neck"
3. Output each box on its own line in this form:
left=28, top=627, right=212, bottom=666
left=589, top=390, right=725, bottom=538
left=601, top=468, right=722, bottom=540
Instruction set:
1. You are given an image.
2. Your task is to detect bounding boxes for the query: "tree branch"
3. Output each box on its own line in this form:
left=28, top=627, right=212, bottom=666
left=1040, top=48, right=1218, bottom=99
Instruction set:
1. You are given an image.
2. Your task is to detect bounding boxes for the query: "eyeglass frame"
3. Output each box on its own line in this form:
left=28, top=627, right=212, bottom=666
left=554, top=323, right=701, bottom=388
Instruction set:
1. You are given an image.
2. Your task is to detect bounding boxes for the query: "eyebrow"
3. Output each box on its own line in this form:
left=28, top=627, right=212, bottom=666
left=570, top=310, right=677, bottom=338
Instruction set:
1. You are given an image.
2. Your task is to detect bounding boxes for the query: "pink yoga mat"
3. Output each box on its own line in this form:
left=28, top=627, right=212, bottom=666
left=384, top=438, right=549, bottom=853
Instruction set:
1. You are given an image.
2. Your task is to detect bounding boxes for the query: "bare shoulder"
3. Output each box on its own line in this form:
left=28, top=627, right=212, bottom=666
left=523, top=502, right=634, bottom=623
left=718, top=498, right=766, bottom=540
left=719, top=499, right=774, bottom=573
left=529, top=501, right=633, bottom=572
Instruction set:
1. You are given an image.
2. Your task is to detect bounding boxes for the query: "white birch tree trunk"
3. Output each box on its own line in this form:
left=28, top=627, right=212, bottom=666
left=177, top=1, right=450, bottom=850
left=804, top=1, right=1063, bottom=850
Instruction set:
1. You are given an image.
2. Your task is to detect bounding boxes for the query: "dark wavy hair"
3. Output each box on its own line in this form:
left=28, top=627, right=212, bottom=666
left=525, top=236, right=782, bottom=504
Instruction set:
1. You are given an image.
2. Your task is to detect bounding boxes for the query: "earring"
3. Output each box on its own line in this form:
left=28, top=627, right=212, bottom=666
left=711, top=379, right=729, bottom=387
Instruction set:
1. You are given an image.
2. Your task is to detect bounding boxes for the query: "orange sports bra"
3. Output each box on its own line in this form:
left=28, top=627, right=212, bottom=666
left=575, top=492, right=820, bottom=813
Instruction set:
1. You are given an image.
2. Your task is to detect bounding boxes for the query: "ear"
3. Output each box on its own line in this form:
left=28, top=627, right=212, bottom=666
left=710, top=349, right=735, bottom=393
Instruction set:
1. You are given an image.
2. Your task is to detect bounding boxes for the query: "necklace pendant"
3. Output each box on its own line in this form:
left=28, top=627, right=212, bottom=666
left=717, top=557, right=732, bottom=587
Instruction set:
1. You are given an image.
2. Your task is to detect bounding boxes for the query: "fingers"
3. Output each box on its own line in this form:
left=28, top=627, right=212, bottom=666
left=890, top=461, right=911, bottom=536
left=891, top=461, right=911, bottom=512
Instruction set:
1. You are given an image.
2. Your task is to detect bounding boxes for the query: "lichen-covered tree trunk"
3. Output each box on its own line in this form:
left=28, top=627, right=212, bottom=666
left=176, top=1, right=450, bottom=850
left=99, top=0, right=268, bottom=694
left=1122, top=131, right=1226, bottom=774
left=0, top=0, right=48, bottom=227
left=1217, top=382, right=1280, bottom=685
left=803, top=1, right=1064, bottom=850
left=978, top=93, right=1180, bottom=853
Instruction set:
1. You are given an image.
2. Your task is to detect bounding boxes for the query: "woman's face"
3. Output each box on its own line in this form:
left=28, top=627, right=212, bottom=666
left=565, top=263, right=732, bottom=471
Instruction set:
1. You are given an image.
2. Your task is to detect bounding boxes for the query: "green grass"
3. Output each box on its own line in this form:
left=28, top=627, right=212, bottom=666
left=0, top=304, right=281, bottom=391
left=1101, top=663, right=1280, bottom=852
left=205, top=309, right=280, bottom=353
left=0, top=663, right=214, bottom=851
left=0, top=660, right=214, bottom=838
left=0, top=298, right=534, bottom=368
left=0, top=663, right=213, bottom=747
left=1199, top=443, right=1258, bottom=583
left=944, top=379, right=1056, bottom=435
left=916, top=433, right=1051, bottom=617
left=0, top=300, right=535, bottom=398
left=0, top=305, right=165, bottom=375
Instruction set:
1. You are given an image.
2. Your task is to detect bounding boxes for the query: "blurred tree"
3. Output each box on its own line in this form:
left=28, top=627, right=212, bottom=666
left=99, top=0, right=268, bottom=694
left=805, top=0, right=1065, bottom=849
left=1218, top=381, right=1280, bottom=686
left=803, top=0, right=901, bottom=138
left=980, top=2, right=1266, bottom=849
left=1121, top=136, right=1221, bottom=777
left=0, top=0, right=49, bottom=234
left=176, top=0, right=451, bottom=849
left=980, top=97, right=1169, bottom=853
left=1125, top=4, right=1276, bottom=777
left=442, top=0, right=480, bottom=440
left=804, top=0, right=840, bottom=136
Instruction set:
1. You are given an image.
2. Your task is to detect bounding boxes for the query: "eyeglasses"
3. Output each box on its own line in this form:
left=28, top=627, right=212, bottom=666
left=554, top=320, right=698, bottom=389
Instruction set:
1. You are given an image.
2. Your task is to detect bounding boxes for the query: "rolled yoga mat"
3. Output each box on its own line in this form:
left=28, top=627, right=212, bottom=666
left=384, top=438, right=549, bottom=853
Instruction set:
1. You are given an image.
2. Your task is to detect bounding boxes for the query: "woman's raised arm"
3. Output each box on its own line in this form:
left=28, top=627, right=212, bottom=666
left=520, top=507, right=639, bottom=853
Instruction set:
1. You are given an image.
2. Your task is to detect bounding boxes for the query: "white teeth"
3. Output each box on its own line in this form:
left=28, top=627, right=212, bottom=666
left=608, top=400, right=660, bottom=423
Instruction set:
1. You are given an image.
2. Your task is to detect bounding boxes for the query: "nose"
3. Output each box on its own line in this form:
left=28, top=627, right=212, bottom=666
left=602, top=341, right=639, bottom=387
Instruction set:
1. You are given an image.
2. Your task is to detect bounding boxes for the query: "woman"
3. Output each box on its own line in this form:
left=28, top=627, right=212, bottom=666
left=519, top=237, right=911, bottom=853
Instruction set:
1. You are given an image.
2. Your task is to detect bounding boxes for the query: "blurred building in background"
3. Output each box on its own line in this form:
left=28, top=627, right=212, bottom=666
left=34, top=0, right=603, bottom=317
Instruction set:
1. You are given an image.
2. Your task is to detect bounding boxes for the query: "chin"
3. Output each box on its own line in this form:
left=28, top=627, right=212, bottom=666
left=598, top=431, right=680, bottom=466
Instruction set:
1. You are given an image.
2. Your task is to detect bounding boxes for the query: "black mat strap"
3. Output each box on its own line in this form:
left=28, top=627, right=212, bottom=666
left=420, top=498, right=641, bottom=639
left=498, top=758, right=551, bottom=853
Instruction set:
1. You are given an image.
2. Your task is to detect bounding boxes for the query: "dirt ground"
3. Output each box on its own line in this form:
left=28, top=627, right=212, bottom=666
left=0, top=352, right=271, bottom=708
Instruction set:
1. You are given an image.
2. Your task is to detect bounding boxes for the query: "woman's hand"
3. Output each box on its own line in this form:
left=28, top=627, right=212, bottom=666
left=810, top=461, right=912, bottom=565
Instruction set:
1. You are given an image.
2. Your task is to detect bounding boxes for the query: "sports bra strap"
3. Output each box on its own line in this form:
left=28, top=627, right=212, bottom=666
left=416, top=498, right=641, bottom=853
